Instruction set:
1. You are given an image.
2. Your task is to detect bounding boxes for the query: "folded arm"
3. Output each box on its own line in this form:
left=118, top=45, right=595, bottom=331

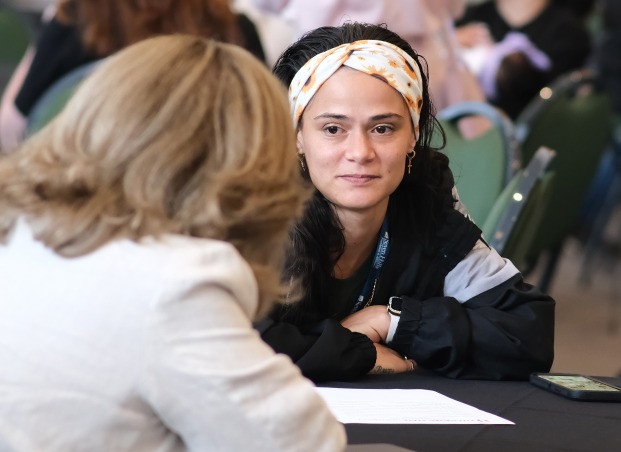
left=259, top=316, right=377, bottom=382
left=390, top=242, right=555, bottom=379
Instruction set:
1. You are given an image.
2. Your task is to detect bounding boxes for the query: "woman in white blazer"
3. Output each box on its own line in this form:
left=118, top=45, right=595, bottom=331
left=0, top=34, right=345, bottom=452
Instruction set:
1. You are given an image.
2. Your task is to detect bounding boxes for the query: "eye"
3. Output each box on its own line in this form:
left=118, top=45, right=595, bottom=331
left=374, top=125, right=393, bottom=134
left=324, top=125, right=340, bottom=135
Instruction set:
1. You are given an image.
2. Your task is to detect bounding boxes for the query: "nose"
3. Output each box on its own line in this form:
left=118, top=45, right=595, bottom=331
left=345, top=130, right=375, bottom=163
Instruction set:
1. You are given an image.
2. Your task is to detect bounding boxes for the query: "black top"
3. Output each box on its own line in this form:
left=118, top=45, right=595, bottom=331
left=15, top=14, right=265, bottom=116
left=326, top=254, right=373, bottom=320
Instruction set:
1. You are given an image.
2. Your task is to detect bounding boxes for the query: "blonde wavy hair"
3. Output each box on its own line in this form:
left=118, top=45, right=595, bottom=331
left=0, top=34, right=309, bottom=319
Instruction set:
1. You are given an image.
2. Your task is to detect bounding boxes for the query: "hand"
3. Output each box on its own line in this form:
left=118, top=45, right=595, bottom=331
left=340, top=305, right=390, bottom=343
left=455, top=23, right=494, bottom=48
left=369, top=343, right=417, bottom=374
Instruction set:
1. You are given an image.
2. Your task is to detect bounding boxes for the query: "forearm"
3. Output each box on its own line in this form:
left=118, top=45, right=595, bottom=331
left=261, top=318, right=376, bottom=382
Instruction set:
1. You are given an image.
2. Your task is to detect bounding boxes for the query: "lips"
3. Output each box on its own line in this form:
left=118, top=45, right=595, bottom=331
left=339, top=174, right=379, bottom=184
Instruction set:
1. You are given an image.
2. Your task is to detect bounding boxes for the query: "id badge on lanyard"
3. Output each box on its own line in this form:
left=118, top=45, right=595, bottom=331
left=349, top=219, right=389, bottom=314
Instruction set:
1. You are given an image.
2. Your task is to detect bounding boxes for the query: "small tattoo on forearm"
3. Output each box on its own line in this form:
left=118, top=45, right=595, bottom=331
left=371, top=365, right=395, bottom=374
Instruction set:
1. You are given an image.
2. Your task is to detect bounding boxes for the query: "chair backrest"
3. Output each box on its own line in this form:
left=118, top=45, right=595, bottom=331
left=482, top=147, right=556, bottom=271
left=515, top=69, right=614, bottom=262
left=436, top=101, right=520, bottom=226
left=26, top=60, right=102, bottom=136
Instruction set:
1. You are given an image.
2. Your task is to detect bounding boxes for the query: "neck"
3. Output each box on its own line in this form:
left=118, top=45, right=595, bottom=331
left=497, top=0, right=549, bottom=28
left=333, top=205, right=387, bottom=279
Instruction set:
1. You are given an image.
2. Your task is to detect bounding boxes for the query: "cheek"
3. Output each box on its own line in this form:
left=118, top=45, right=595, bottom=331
left=388, top=147, right=408, bottom=169
left=297, top=129, right=322, bottom=159
left=384, top=150, right=408, bottom=185
left=305, top=151, right=331, bottom=182
left=300, top=136, right=336, bottom=168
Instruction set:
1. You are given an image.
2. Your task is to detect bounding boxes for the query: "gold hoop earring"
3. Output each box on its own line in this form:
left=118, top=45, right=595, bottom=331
left=406, top=150, right=415, bottom=175
left=298, top=153, right=306, bottom=172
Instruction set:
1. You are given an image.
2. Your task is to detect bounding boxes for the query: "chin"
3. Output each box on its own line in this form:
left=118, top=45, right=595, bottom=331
left=334, top=197, right=388, bottom=213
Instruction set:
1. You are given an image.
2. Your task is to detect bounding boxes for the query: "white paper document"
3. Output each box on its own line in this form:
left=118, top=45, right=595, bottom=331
left=316, top=388, right=514, bottom=425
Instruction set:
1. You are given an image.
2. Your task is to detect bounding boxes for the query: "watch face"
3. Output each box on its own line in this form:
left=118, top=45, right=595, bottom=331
left=388, top=296, right=402, bottom=315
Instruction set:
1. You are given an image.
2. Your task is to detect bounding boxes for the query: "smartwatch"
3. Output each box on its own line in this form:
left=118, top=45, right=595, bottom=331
left=386, top=296, right=402, bottom=343
left=388, top=296, right=403, bottom=316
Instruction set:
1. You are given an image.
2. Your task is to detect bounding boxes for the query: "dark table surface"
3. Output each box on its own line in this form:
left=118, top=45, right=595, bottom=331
left=323, top=371, right=621, bottom=452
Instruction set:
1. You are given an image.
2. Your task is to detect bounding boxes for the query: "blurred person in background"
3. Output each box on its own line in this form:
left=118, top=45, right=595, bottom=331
left=0, top=0, right=265, bottom=153
left=456, top=0, right=592, bottom=118
left=232, top=0, right=296, bottom=66
left=0, top=34, right=345, bottom=452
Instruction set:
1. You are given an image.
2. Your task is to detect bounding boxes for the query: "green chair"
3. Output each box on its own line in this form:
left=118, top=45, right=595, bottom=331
left=482, top=147, right=556, bottom=272
left=0, top=6, right=31, bottom=92
left=26, top=60, right=101, bottom=136
left=436, top=101, right=520, bottom=226
left=515, top=69, right=614, bottom=291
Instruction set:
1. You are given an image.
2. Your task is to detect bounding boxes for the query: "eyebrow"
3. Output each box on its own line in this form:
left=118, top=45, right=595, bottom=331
left=312, top=112, right=405, bottom=121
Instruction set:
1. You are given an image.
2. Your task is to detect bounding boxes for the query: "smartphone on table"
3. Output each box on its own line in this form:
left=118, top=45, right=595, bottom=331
left=530, top=372, right=621, bottom=402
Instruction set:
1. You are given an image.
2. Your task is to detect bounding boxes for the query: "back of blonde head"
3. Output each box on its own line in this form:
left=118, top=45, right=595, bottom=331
left=0, top=34, right=308, bottom=318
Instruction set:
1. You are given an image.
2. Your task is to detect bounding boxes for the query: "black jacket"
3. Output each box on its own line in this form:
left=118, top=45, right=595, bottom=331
left=259, top=176, right=555, bottom=383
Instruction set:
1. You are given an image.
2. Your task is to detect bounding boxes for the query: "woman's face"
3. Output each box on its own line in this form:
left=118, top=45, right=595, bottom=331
left=297, top=67, right=416, bottom=218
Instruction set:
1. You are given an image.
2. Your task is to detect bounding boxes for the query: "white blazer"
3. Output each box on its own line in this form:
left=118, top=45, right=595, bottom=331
left=0, top=221, right=345, bottom=451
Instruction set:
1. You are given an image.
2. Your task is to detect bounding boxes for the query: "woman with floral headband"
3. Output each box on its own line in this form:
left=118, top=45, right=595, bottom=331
left=257, top=22, right=555, bottom=383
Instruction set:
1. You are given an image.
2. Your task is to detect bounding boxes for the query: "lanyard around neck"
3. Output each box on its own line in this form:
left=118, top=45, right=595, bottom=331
left=349, top=219, right=390, bottom=314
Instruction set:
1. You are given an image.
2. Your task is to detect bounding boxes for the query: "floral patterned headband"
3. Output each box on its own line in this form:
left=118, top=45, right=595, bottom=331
left=288, top=39, right=424, bottom=138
